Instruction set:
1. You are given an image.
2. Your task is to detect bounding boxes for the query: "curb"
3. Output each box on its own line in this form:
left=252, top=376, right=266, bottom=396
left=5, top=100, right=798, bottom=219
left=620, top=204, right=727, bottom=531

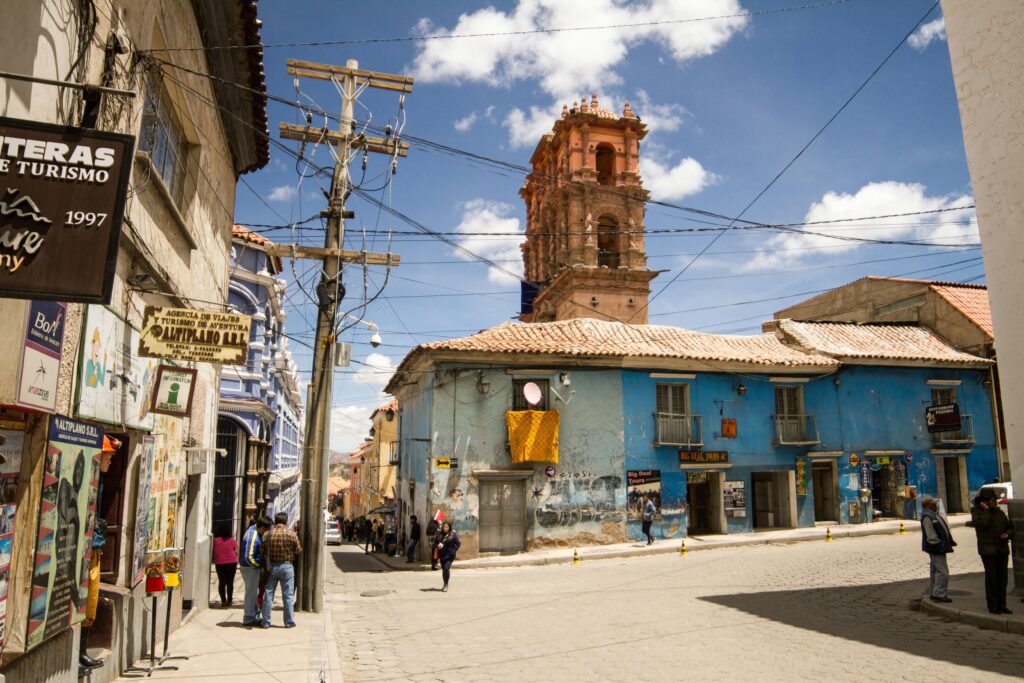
left=919, top=597, right=1024, bottom=635
left=361, top=517, right=968, bottom=572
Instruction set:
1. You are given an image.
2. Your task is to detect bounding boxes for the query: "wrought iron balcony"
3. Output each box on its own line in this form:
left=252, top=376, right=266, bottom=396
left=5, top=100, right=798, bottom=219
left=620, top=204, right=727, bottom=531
left=654, top=413, right=703, bottom=448
left=773, top=414, right=820, bottom=446
left=598, top=250, right=620, bottom=269
left=931, top=414, right=975, bottom=447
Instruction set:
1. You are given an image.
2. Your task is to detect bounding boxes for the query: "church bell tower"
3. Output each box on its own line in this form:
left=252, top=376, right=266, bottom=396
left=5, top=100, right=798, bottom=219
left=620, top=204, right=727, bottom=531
left=518, top=94, right=657, bottom=324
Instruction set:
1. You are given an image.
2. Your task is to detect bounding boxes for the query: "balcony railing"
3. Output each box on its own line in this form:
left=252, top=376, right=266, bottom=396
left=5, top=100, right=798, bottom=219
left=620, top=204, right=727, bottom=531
left=931, top=414, right=975, bottom=447
left=386, top=440, right=400, bottom=465
left=773, top=414, right=820, bottom=446
left=598, top=250, right=620, bottom=269
left=654, top=413, right=702, bottom=447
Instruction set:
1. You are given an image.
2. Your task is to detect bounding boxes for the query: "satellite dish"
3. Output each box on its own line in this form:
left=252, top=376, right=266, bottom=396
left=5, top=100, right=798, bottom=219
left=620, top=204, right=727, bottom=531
left=523, top=381, right=543, bottom=406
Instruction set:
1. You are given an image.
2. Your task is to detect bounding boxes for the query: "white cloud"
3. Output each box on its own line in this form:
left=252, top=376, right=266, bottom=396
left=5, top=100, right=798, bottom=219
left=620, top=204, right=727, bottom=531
left=454, top=111, right=479, bottom=132
left=352, top=352, right=395, bottom=388
left=746, top=181, right=977, bottom=270
left=329, top=405, right=373, bottom=454
left=640, top=156, right=718, bottom=201
left=268, top=185, right=297, bottom=202
left=633, top=89, right=690, bottom=133
left=451, top=199, right=524, bottom=283
left=503, top=104, right=562, bottom=148
left=412, top=0, right=749, bottom=98
left=908, top=17, right=946, bottom=51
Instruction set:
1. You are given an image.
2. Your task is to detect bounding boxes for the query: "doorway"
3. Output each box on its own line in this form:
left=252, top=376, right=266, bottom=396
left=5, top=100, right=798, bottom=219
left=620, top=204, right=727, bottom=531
left=751, top=471, right=796, bottom=529
left=687, top=472, right=712, bottom=534
left=479, top=479, right=526, bottom=553
left=811, top=460, right=839, bottom=523
left=936, top=456, right=968, bottom=514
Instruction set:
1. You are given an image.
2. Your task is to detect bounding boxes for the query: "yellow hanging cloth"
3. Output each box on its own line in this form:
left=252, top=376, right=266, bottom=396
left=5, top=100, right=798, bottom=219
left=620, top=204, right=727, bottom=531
left=506, top=410, right=559, bottom=463
left=83, top=549, right=102, bottom=627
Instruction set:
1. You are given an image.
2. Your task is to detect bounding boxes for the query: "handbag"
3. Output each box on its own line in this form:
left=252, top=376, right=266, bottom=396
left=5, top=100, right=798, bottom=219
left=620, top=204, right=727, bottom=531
left=432, top=548, right=439, bottom=561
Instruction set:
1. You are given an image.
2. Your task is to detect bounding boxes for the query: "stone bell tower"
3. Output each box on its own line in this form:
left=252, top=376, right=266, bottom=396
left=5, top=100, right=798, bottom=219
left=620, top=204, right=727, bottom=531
left=518, top=94, right=657, bottom=324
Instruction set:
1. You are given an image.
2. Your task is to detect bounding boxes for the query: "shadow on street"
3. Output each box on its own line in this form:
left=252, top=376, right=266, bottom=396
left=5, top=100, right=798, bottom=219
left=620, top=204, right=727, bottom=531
left=329, top=542, right=391, bottom=573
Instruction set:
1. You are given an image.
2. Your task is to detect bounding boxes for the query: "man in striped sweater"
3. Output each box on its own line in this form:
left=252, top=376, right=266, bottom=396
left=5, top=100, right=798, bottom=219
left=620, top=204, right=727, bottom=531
left=239, top=516, right=271, bottom=626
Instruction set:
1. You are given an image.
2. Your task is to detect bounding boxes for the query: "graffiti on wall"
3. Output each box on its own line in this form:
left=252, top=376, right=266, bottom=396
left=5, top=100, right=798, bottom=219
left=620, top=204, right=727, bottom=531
left=531, top=470, right=624, bottom=528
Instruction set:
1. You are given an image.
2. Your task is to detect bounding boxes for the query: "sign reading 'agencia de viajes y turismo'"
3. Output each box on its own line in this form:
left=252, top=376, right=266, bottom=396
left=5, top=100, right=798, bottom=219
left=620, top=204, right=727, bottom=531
left=0, top=117, right=133, bottom=303
left=138, top=306, right=251, bottom=365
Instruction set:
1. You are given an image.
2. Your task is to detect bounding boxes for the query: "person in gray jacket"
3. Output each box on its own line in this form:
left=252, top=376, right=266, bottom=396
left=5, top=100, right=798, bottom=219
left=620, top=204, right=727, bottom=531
left=920, top=497, right=956, bottom=603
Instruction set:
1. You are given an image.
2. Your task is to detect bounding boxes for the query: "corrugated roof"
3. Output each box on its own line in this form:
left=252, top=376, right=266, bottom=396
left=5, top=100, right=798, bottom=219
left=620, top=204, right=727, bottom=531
left=929, top=284, right=993, bottom=338
left=775, top=320, right=990, bottom=365
left=406, top=318, right=839, bottom=367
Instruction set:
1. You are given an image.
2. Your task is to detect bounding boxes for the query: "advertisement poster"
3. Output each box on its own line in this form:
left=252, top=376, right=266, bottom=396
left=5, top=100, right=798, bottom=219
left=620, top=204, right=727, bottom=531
left=0, top=117, right=133, bottom=303
left=27, top=416, right=102, bottom=650
left=724, top=480, right=747, bottom=518
left=16, top=301, right=66, bottom=413
left=0, top=419, right=26, bottom=649
left=76, top=305, right=156, bottom=431
left=131, top=437, right=155, bottom=586
left=147, top=416, right=186, bottom=553
left=150, top=366, right=196, bottom=417
left=627, top=470, right=661, bottom=521
left=796, top=457, right=808, bottom=496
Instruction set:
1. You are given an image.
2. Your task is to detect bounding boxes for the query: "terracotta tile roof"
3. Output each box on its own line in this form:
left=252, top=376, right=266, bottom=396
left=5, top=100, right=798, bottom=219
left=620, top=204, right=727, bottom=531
left=232, top=224, right=273, bottom=246
left=399, top=318, right=839, bottom=370
left=775, top=320, right=990, bottom=365
left=371, top=398, right=398, bottom=418
left=929, top=284, right=993, bottom=339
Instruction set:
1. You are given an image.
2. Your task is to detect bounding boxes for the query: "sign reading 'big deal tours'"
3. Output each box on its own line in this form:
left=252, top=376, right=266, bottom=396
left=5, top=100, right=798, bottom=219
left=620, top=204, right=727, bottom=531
left=0, top=117, right=133, bottom=302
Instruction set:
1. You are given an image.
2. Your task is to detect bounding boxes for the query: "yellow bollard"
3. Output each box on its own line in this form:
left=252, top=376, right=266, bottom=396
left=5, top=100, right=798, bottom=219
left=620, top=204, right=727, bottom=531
left=826, top=527, right=833, bottom=543
left=680, top=538, right=688, bottom=556
left=573, top=548, right=580, bottom=566
left=899, top=522, right=906, bottom=536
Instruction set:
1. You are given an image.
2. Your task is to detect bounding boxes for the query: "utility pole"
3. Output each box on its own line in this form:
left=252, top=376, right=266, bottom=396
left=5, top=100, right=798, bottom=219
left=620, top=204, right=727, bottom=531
left=284, top=58, right=412, bottom=613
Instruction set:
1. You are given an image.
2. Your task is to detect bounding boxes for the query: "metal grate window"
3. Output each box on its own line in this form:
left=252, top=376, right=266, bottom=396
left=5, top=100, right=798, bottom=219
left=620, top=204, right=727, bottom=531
left=139, top=79, right=189, bottom=205
left=512, top=379, right=549, bottom=411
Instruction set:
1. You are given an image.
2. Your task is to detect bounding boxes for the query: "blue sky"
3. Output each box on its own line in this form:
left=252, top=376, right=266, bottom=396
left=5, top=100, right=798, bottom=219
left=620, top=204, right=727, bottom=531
left=232, top=0, right=979, bottom=453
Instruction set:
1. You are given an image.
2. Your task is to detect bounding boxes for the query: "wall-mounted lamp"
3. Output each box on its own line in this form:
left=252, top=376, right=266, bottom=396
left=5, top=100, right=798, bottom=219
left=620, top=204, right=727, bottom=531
left=736, top=383, right=747, bottom=396
left=476, top=371, right=491, bottom=395
left=559, top=372, right=571, bottom=387
left=127, top=272, right=159, bottom=291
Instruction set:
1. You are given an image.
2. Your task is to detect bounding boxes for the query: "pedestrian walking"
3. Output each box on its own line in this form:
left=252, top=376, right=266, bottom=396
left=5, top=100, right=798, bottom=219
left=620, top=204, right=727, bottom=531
left=261, top=512, right=301, bottom=628
left=406, top=515, right=421, bottom=563
left=212, top=523, right=239, bottom=607
left=641, top=494, right=656, bottom=545
left=239, top=516, right=271, bottom=626
left=436, top=521, right=460, bottom=592
left=920, top=497, right=956, bottom=603
left=426, top=517, right=441, bottom=570
left=970, top=492, right=1014, bottom=614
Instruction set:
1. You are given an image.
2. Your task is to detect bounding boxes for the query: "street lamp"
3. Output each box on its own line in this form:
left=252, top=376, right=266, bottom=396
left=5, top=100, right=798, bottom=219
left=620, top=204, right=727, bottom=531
left=340, top=312, right=382, bottom=348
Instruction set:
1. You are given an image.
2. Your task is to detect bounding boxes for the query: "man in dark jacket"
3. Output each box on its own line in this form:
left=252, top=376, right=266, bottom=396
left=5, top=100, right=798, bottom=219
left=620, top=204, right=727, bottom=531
left=920, top=497, right=955, bottom=603
left=971, top=492, right=1014, bottom=614
left=406, top=515, right=421, bottom=563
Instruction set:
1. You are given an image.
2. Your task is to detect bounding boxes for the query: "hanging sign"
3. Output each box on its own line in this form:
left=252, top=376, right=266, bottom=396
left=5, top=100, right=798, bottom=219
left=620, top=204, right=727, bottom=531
left=16, top=300, right=66, bottom=413
left=848, top=453, right=860, bottom=467
left=0, top=117, right=132, bottom=302
left=433, top=458, right=452, bottom=469
left=150, top=366, right=197, bottom=417
left=925, top=403, right=961, bottom=433
left=720, top=418, right=737, bottom=439
left=139, top=306, right=251, bottom=365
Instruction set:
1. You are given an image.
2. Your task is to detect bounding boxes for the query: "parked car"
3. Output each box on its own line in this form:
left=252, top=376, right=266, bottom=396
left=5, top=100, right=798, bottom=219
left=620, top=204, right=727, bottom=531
left=978, top=482, right=1013, bottom=514
left=324, top=519, right=342, bottom=545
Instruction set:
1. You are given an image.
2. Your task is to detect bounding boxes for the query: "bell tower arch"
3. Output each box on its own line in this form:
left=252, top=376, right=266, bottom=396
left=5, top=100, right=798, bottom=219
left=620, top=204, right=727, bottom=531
left=519, top=94, right=657, bottom=323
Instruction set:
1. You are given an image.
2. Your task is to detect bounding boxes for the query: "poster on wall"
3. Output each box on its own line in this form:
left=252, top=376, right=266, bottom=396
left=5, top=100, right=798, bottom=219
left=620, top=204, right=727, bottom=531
left=723, top=480, right=747, bottom=518
left=150, top=366, right=196, bottom=417
left=0, top=418, right=26, bottom=649
left=147, top=416, right=187, bottom=554
left=796, top=457, right=808, bottom=496
left=627, top=470, right=661, bottom=520
left=27, top=416, right=102, bottom=650
left=16, top=301, right=66, bottom=413
left=76, top=305, right=156, bottom=431
left=130, top=437, right=155, bottom=586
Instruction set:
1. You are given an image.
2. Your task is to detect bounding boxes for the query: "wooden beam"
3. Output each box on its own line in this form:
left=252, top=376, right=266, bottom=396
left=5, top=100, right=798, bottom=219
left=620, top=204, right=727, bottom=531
left=287, top=58, right=414, bottom=85
left=278, top=123, right=409, bottom=157
left=264, top=244, right=400, bottom=266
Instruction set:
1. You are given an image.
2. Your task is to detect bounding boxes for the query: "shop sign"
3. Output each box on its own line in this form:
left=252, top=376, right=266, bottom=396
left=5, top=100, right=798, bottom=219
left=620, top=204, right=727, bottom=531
left=75, top=305, right=155, bottom=431
left=0, top=117, right=132, bottom=302
left=848, top=453, right=860, bottom=467
left=16, top=300, right=66, bottom=413
left=544, top=465, right=556, bottom=478
left=27, top=416, right=102, bottom=650
left=875, top=456, right=891, bottom=466
left=723, top=480, right=746, bottom=518
left=679, top=450, right=728, bottom=464
left=433, top=457, right=452, bottom=469
left=796, top=457, right=808, bottom=496
left=0, top=418, right=25, bottom=650
left=139, top=306, right=251, bottom=365
left=925, top=403, right=961, bottom=433
left=150, top=366, right=197, bottom=417
left=720, top=418, right=737, bottom=439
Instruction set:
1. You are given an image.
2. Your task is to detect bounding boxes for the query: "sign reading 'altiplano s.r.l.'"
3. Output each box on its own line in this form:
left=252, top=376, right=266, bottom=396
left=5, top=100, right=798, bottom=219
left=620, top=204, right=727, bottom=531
left=138, top=306, right=251, bottom=365
left=0, top=117, right=133, bottom=303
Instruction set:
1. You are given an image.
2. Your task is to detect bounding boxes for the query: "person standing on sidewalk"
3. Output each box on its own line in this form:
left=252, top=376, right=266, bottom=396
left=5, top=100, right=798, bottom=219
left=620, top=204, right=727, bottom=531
left=436, top=521, right=461, bottom=592
left=213, top=524, right=239, bottom=607
left=641, top=494, right=656, bottom=546
left=261, top=512, right=301, bottom=628
left=427, top=517, right=441, bottom=570
left=406, top=515, right=421, bottom=563
left=920, top=497, right=956, bottom=603
left=239, top=516, right=271, bottom=626
left=970, top=492, right=1014, bottom=615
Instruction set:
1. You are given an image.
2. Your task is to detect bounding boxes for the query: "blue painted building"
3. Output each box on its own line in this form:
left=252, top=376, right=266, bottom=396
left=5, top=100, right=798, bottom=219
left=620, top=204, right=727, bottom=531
left=386, top=317, right=997, bottom=558
left=214, top=226, right=305, bottom=537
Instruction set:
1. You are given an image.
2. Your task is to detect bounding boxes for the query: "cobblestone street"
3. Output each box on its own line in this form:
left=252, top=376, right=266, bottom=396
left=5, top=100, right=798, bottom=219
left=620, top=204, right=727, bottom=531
left=327, top=527, right=1024, bottom=682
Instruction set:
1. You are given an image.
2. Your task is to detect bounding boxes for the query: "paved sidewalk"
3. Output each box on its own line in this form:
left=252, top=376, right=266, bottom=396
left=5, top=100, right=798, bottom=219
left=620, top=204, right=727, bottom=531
left=921, top=569, right=1024, bottom=634
left=361, top=514, right=970, bottom=571
left=116, top=593, right=341, bottom=682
